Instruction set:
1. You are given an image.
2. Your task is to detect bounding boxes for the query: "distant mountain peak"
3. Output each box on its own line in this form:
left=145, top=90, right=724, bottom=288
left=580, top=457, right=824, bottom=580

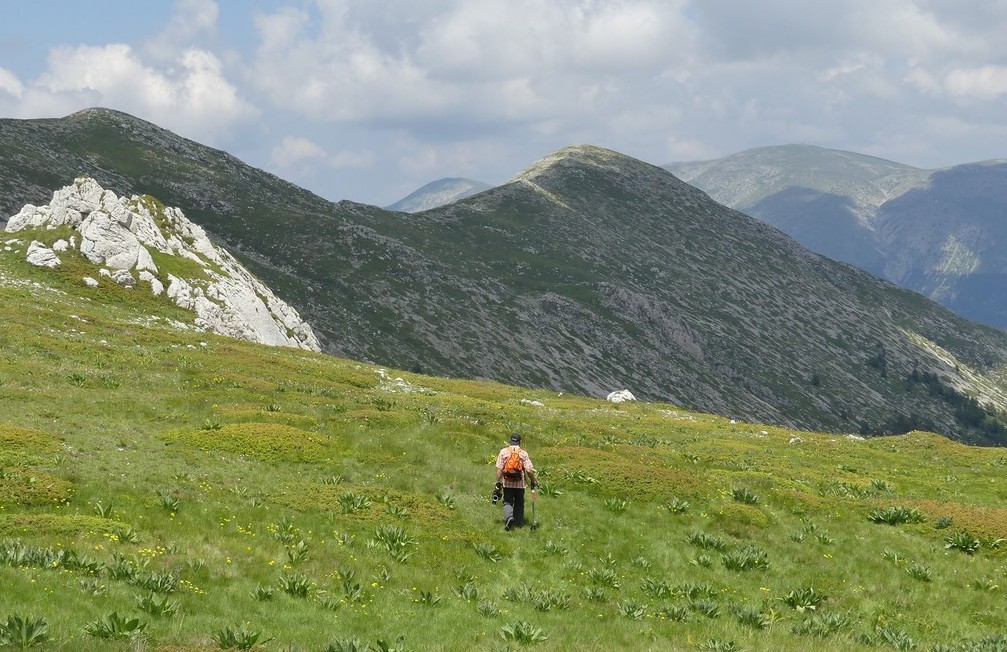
left=5, top=176, right=320, bottom=351
left=65, top=107, right=156, bottom=130
left=385, top=177, right=492, bottom=213
left=513, top=144, right=648, bottom=181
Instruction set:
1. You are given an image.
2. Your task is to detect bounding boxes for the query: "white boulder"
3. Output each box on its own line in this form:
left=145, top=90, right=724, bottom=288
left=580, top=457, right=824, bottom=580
left=607, top=389, right=637, bottom=403
left=139, top=270, right=163, bottom=296
left=111, top=269, right=136, bottom=288
left=26, top=241, right=61, bottom=268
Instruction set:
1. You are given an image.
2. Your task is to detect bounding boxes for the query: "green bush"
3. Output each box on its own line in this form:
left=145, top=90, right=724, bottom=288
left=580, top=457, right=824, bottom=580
left=0, top=613, right=49, bottom=648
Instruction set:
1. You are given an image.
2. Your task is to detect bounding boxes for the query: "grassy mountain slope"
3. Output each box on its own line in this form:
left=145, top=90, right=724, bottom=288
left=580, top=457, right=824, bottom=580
left=5, top=111, right=1007, bottom=445
left=667, top=147, right=1007, bottom=332
left=4, top=224, right=1007, bottom=651
left=389, top=145, right=1007, bottom=443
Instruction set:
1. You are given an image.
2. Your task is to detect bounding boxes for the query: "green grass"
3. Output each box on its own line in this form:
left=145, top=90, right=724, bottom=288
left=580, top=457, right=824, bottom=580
left=4, top=248, right=1007, bottom=651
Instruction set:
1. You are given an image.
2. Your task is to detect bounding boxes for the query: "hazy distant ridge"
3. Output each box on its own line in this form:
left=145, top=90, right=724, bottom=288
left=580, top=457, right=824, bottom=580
left=385, top=178, right=492, bottom=212
left=667, top=145, right=1007, bottom=330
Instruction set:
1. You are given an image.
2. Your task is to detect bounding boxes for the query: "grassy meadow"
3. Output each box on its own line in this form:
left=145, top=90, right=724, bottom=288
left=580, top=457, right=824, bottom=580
left=2, top=242, right=1007, bottom=652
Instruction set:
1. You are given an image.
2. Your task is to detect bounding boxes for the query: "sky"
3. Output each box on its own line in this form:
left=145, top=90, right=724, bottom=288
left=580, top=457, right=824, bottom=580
left=2, top=0, right=1007, bottom=207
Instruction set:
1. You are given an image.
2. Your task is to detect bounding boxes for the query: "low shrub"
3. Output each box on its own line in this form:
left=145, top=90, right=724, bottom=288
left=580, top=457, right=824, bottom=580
left=0, top=468, right=73, bottom=507
left=867, top=506, right=925, bottom=525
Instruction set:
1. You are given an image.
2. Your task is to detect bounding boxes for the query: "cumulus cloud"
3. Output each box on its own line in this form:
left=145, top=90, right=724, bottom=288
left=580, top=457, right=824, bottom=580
left=0, top=68, right=24, bottom=97
left=35, top=43, right=255, bottom=142
left=249, top=0, right=695, bottom=129
left=416, top=0, right=692, bottom=78
left=251, top=4, right=453, bottom=123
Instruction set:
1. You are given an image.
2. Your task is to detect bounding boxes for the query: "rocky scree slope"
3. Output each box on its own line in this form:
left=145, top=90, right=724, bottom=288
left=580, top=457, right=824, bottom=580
left=4, top=176, right=319, bottom=350
left=4, top=110, right=1007, bottom=442
left=667, top=146, right=1007, bottom=331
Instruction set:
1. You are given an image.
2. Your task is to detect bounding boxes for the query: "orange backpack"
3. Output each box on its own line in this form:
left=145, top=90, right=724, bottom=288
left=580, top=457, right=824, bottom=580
left=502, top=446, right=524, bottom=479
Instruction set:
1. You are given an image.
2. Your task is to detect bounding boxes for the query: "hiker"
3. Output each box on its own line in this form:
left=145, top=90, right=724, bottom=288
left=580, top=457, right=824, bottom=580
left=494, top=433, right=537, bottom=530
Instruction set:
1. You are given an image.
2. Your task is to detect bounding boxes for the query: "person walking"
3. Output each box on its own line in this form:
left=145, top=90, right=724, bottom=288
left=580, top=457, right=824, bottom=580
left=495, top=433, right=537, bottom=531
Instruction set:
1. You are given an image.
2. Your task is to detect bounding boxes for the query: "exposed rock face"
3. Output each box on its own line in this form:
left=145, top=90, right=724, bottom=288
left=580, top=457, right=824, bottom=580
left=6, top=177, right=320, bottom=351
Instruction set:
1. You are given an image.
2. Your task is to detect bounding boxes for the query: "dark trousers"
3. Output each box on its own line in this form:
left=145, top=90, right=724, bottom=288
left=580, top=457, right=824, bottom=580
left=502, top=487, right=525, bottom=526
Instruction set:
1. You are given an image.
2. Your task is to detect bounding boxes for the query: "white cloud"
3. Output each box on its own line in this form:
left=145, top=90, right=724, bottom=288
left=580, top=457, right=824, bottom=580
left=251, top=4, right=453, bottom=123
left=271, top=136, right=376, bottom=172
left=271, top=136, right=327, bottom=167
left=664, top=136, right=720, bottom=162
left=172, top=0, right=219, bottom=38
left=818, top=56, right=872, bottom=83
left=693, top=0, right=963, bottom=61
left=396, top=138, right=509, bottom=178
left=147, top=0, right=220, bottom=61
left=416, top=0, right=692, bottom=78
left=249, top=0, right=695, bottom=128
left=0, top=68, right=24, bottom=97
left=35, top=43, right=255, bottom=143
left=945, top=66, right=1007, bottom=101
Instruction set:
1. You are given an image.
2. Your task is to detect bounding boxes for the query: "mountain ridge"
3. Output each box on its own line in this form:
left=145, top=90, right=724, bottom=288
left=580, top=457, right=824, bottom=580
left=5, top=110, right=1007, bottom=443
left=665, top=144, right=1007, bottom=330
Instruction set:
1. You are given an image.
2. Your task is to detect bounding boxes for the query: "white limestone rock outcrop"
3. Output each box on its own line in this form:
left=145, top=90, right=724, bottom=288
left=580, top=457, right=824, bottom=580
left=606, top=389, right=637, bottom=403
left=6, top=176, right=320, bottom=351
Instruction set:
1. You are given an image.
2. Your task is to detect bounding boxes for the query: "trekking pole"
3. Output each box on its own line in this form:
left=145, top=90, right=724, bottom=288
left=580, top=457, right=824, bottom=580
left=530, top=488, right=538, bottom=531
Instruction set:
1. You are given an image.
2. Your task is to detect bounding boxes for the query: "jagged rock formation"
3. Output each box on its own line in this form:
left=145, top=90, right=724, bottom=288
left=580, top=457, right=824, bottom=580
left=5, top=177, right=319, bottom=351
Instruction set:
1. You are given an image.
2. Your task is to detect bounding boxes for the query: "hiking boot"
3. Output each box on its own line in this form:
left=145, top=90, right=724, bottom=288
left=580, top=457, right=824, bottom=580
left=504, top=517, right=515, bottom=531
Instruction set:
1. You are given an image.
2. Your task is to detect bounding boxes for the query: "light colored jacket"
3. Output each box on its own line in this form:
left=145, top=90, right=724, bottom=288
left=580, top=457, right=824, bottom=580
left=496, top=445, right=535, bottom=489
